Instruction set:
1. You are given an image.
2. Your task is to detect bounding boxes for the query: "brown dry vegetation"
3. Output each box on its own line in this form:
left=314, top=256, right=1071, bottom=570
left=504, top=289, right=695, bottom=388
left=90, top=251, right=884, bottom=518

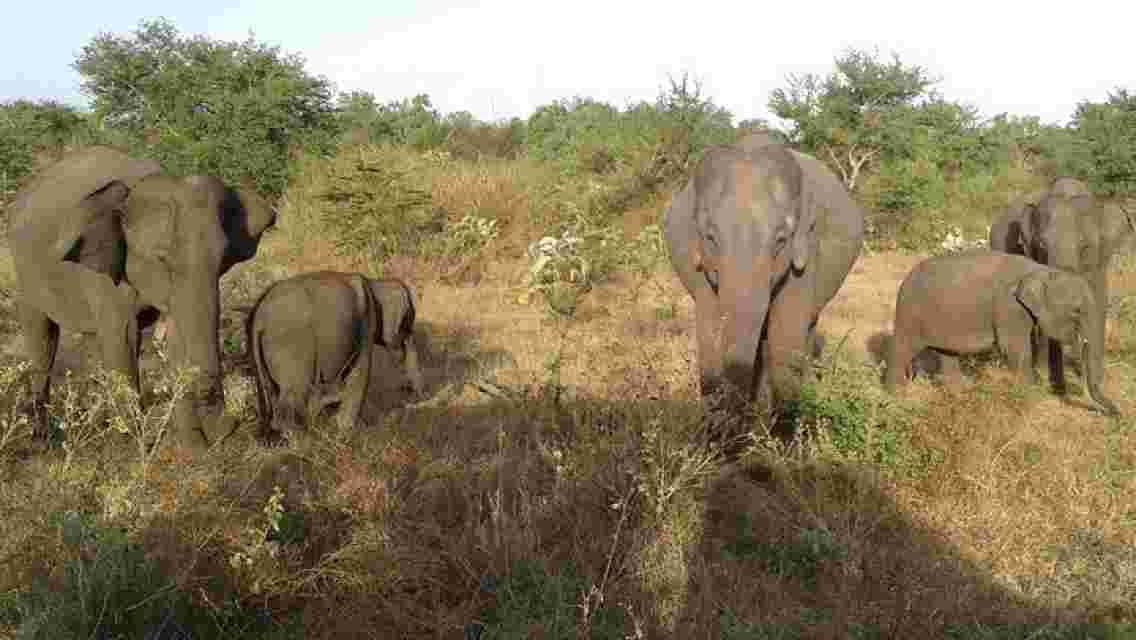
left=0, top=146, right=1134, bottom=639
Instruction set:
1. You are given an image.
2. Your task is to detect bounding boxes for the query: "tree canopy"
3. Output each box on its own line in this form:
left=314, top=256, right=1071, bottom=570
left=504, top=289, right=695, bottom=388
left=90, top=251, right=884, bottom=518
left=73, top=17, right=340, bottom=198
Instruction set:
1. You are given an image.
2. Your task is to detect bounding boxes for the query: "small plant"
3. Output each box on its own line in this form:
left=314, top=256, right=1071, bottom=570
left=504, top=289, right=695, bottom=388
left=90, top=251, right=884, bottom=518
left=0, top=361, right=33, bottom=456
left=478, top=559, right=626, bottom=640
left=3, top=509, right=291, bottom=639
left=436, top=214, right=500, bottom=258
left=519, top=229, right=592, bottom=316
left=317, top=147, right=442, bottom=268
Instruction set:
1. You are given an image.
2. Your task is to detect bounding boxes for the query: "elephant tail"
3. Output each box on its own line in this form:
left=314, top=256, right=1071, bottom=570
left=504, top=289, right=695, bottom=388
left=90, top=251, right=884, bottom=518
left=333, top=273, right=377, bottom=384
left=246, top=289, right=276, bottom=435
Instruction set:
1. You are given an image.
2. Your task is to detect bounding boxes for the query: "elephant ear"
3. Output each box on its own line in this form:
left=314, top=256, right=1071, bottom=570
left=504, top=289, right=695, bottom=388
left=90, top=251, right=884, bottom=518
left=1014, top=271, right=1048, bottom=318
left=51, top=180, right=131, bottom=260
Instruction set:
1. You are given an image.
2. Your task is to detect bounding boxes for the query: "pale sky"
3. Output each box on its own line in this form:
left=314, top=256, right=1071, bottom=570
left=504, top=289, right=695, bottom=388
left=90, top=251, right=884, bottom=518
left=2, top=0, right=1133, bottom=128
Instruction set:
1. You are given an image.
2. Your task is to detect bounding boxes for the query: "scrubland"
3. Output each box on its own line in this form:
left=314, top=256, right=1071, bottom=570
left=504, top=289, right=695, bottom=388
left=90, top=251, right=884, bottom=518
left=0, top=145, right=1133, bottom=639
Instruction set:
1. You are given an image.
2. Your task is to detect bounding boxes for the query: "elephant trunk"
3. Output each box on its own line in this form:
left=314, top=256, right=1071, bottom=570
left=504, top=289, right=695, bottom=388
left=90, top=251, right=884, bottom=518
left=1082, top=312, right=1120, bottom=417
left=719, top=257, right=771, bottom=403
left=403, top=335, right=425, bottom=394
left=169, top=275, right=231, bottom=448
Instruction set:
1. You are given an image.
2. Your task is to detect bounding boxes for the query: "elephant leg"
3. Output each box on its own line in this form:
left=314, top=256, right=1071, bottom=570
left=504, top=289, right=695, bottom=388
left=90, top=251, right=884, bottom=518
left=763, top=283, right=813, bottom=436
left=1003, top=330, right=1036, bottom=384
left=1029, top=325, right=1043, bottom=381
left=335, top=349, right=373, bottom=434
left=885, top=333, right=919, bottom=390
left=96, top=281, right=141, bottom=392
left=273, top=386, right=308, bottom=437
left=1047, top=337, right=1066, bottom=395
left=17, top=302, right=60, bottom=438
left=939, top=354, right=964, bottom=385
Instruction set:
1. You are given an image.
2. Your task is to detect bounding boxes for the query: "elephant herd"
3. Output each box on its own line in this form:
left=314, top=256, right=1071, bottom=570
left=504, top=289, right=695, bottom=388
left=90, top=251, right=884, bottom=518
left=662, top=133, right=1130, bottom=431
left=6, top=139, right=1131, bottom=457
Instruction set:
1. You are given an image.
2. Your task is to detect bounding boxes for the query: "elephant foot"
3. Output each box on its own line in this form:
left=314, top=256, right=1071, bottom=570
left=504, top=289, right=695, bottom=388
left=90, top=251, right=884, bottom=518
left=200, top=414, right=238, bottom=446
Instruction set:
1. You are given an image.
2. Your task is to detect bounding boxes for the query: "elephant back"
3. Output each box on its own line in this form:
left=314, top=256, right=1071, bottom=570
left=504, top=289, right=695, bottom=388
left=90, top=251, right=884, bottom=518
left=787, top=149, right=866, bottom=312
left=9, top=146, right=160, bottom=231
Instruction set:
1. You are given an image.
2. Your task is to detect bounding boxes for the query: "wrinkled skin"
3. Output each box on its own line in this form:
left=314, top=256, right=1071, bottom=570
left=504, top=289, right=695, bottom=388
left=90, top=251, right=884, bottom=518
left=887, top=250, right=1119, bottom=416
left=988, top=177, right=1135, bottom=395
left=9, top=146, right=277, bottom=451
left=663, top=134, right=865, bottom=428
left=246, top=271, right=424, bottom=439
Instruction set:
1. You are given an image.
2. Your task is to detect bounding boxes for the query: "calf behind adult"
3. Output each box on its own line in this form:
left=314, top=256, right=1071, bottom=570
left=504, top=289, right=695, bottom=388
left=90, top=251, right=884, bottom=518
left=246, top=271, right=424, bottom=438
left=886, top=250, right=1119, bottom=416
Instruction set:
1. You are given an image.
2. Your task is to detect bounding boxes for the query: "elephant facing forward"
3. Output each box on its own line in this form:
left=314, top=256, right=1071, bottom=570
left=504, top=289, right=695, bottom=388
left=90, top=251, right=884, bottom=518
left=246, top=271, right=424, bottom=439
left=663, top=134, right=865, bottom=428
left=886, top=250, right=1119, bottom=416
left=8, top=146, right=277, bottom=451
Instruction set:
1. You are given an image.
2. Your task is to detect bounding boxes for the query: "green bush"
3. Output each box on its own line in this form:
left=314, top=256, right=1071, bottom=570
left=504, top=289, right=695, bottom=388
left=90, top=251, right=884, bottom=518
left=74, top=18, right=340, bottom=199
left=0, top=100, right=100, bottom=205
left=316, top=147, right=443, bottom=267
left=1, top=510, right=296, bottom=639
left=479, top=559, right=626, bottom=640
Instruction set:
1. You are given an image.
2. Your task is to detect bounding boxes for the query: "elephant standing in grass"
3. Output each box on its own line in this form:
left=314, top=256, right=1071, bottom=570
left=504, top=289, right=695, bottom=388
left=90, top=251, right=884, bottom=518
left=988, top=177, right=1135, bottom=395
left=886, top=250, right=1119, bottom=416
left=8, top=146, right=277, bottom=451
left=246, top=272, right=424, bottom=439
left=663, top=134, right=865, bottom=429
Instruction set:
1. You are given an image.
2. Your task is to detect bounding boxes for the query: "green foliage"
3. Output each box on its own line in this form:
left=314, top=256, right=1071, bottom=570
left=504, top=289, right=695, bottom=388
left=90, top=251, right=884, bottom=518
left=1064, top=88, right=1136, bottom=198
left=1, top=509, right=296, bottom=639
left=780, top=353, right=918, bottom=473
left=723, top=514, right=847, bottom=589
left=479, top=559, right=626, bottom=639
left=316, top=147, right=441, bottom=267
left=524, top=73, right=735, bottom=190
left=769, top=47, right=938, bottom=192
left=0, top=100, right=99, bottom=204
left=73, top=18, right=339, bottom=198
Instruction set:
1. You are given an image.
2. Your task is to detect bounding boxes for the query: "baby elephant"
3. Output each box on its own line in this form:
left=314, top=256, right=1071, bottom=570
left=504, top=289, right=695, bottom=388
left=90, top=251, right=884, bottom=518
left=246, top=271, right=425, bottom=439
left=886, top=250, right=1119, bottom=416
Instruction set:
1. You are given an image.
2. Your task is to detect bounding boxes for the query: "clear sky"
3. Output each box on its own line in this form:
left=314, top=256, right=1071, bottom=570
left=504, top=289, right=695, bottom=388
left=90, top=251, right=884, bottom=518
left=3, top=0, right=1132, bottom=128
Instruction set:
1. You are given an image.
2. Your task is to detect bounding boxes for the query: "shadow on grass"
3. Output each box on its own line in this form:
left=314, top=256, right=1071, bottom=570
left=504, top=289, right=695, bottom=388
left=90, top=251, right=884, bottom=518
left=1, top=363, right=1131, bottom=638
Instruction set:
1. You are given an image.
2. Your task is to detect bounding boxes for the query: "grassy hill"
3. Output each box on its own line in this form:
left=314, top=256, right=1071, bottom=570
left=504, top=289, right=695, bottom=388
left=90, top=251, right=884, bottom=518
left=0, top=144, right=1133, bottom=638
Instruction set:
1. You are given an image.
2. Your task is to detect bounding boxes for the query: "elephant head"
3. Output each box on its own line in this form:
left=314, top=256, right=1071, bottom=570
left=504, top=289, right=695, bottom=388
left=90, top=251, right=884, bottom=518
left=369, top=279, right=424, bottom=393
left=689, top=144, right=814, bottom=395
left=120, top=174, right=277, bottom=447
left=1015, top=269, right=1118, bottom=416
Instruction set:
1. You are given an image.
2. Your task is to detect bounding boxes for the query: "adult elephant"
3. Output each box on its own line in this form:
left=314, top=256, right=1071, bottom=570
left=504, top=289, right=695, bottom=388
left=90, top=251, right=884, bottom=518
left=988, top=177, right=1136, bottom=394
left=8, top=146, right=277, bottom=452
left=663, top=134, right=865, bottom=424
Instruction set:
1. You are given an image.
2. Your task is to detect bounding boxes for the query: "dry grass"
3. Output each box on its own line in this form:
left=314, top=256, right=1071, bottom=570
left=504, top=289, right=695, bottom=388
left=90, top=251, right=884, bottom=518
left=0, top=151, right=1134, bottom=638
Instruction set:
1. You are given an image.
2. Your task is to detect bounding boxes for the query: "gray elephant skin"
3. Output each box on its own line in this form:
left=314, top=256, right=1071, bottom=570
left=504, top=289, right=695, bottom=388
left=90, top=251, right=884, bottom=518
left=886, top=250, right=1119, bottom=416
left=663, top=134, right=866, bottom=421
left=8, top=145, right=277, bottom=451
left=988, top=177, right=1135, bottom=395
left=246, top=271, right=424, bottom=439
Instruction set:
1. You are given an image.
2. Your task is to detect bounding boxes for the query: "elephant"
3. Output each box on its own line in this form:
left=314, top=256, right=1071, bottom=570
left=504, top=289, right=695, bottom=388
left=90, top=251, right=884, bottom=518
left=246, top=271, right=424, bottom=439
left=885, top=250, right=1119, bottom=416
left=663, top=133, right=866, bottom=427
left=8, top=146, right=277, bottom=451
left=988, top=176, right=1136, bottom=395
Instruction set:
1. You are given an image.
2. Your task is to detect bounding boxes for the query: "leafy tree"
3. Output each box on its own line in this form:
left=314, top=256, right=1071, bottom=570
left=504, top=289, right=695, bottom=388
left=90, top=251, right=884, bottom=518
left=1064, top=88, right=1136, bottom=197
left=73, top=17, right=340, bottom=198
left=769, top=48, right=937, bottom=191
left=0, top=100, right=100, bottom=205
